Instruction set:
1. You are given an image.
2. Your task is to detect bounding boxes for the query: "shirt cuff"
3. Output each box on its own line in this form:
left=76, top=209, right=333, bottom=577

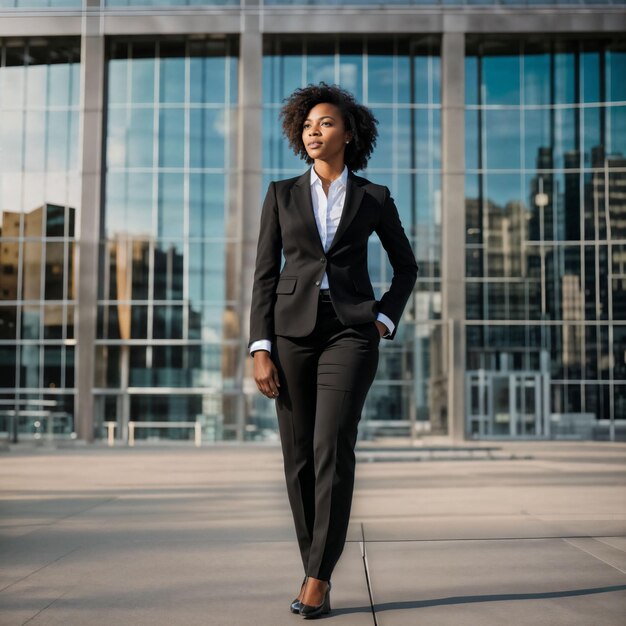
left=249, top=339, right=272, bottom=355
left=376, top=312, right=395, bottom=337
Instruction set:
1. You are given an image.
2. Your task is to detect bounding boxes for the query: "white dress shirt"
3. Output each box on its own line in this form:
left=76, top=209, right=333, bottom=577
left=250, top=166, right=395, bottom=355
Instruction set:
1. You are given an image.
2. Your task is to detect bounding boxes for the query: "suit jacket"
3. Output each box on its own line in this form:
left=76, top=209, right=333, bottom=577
left=248, top=168, right=418, bottom=351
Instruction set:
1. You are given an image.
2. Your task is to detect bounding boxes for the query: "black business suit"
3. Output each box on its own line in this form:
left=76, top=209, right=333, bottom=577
left=249, top=167, right=418, bottom=580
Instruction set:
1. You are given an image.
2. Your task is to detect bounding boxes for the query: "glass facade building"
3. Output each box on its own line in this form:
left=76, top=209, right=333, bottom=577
left=465, top=38, right=626, bottom=436
left=0, top=37, right=80, bottom=438
left=0, top=2, right=624, bottom=442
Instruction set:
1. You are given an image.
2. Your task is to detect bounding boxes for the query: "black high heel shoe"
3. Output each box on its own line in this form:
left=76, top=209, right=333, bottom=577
left=290, top=576, right=308, bottom=614
left=299, top=580, right=331, bottom=619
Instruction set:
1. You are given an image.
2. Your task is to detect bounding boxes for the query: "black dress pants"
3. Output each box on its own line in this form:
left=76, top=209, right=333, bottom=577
left=271, top=293, right=380, bottom=581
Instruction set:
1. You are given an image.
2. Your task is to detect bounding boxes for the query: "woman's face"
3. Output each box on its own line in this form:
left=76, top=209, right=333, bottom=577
left=302, top=102, right=352, bottom=164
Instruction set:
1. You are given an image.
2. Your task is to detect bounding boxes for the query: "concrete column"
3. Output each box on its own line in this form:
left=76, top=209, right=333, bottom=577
left=235, top=4, right=263, bottom=441
left=75, top=13, right=105, bottom=442
left=441, top=32, right=466, bottom=441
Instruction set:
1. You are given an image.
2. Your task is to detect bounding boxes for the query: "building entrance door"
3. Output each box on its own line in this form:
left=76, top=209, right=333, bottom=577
left=467, top=371, right=547, bottom=438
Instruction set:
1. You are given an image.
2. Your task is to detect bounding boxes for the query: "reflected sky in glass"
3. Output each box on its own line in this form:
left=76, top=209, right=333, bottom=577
left=101, top=36, right=237, bottom=358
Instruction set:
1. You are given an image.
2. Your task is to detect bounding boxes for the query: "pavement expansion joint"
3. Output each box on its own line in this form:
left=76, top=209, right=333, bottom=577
left=360, top=522, right=378, bottom=626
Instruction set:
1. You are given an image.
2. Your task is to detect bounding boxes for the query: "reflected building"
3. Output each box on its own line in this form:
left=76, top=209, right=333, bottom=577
left=0, top=4, right=624, bottom=443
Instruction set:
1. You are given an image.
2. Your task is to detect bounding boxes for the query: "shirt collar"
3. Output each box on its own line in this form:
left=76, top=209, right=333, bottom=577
left=310, top=165, right=349, bottom=189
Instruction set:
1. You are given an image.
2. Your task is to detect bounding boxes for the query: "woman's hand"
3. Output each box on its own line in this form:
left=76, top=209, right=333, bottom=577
left=253, top=351, right=281, bottom=398
left=374, top=320, right=388, bottom=338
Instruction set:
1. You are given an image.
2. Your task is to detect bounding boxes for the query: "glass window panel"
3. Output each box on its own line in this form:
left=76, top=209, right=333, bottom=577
left=582, top=106, right=603, bottom=168
left=0, top=305, right=17, bottom=339
left=607, top=106, right=626, bottom=158
left=613, top=244, right=626, bottom=277
left=48, top=62, right=72, bottom=108
left=43, top=304, right=64, bottom=339
left=413, top=109, right=440, bottom=171
left=554, top=51, right=576, bottom=105
left=465, top=109, right=479, bottom=171
left=263, top=106, right=301, bottom=172
left=0, top=346, right=16, bottom=388
left=128, top=107, right=155, bottom=169
left=19, top=344, right=40, bottom=388
left=523, top=51, right=551, bottom=106
left=188, top=303, right=223, bottom=341
left=25, top=57, right=48, bottom=108
left=466, top=282, right=483, bottom=319
left=44, top=242, right=65, bottom=300
left=0, top=241, right=19, bottom=301
left=131, top=240, right=150, bottom=300
left=153, top=240, right=184, bottom=301
left=46, top=111, right=71, bottom=172
left=158, top=107, right=185, bottom=168
left=22, top=242, right=42, bottom=300
left=24, top=111, right=46, bottom=172
left=338, top=41, right=363, bottom=102
left=414, top=53, right=440, bottom=105
left=64, top=346, right=74, bottom=389
left=159, top=48, right=186, bottom=104
left=484, top=109, right=521, bottom=170
left=43, top=346, right=62, bottom=389
left=190, top=51, right=227, bottom=104
left=466, top=174, right=482, bottom=244
left=607, top=48, right=626, bottom=103
left=554, top=107, right=578, bottom=170
left=614, top=326, right=626, bottom=378
left=483, top=173, right=523, bottom=216
left=581, top=51, right=601, bottom=104
left=45, top=204, right=65, bottom=237
left=189, top=173, right=225, bottom=239
left=0, top=53, right=25, bottom=110
left=108, top=58, right=128, bottom=105
left=188, top=241, right=225, bottom=304
left=482, top=53, right=520, bottom=106
left=189, top=108, right=226, bottom=169
left=466, top=248, right=483, bottom=278
left=554, top=170, right=581, bottom=241
left=22, top=173, right=46, bottom=220
left=105, top=108, right=127, bottom=169
left=414, top=172, right=441, bottom=227
left=614, top=279, right=626, bottom=320
left=104, top=172, right=126, bottom=237
left=130, top=304, right=149, bottom=339
left=524, top=108, right=551, bottom=171
left=105, top=172, right=154, bottom=237
left=130, top=55, right=155, bottom=104
left=394, top=173, right=415, bottom=233
left=157, top=173, right=184, bottom=239
left=263, top=47, right=303, bottom=105
left=127, top=173, right=155, bottom=235
left=584, top=383, right=610, bottom=420
left=0, top=111, right=24, bottom=173
left=366, top=107, right=393, bottom=171
left=583, top=170, right=600, bottom=241
left=305, top=41, right=335, bottom=87
left=465, top=55, right=478, bottom=106
left=153, top=304, right=183, bottom=339
left=394, top=53, right=411, bottom=105
left=367, top=54, right=395, bottom=104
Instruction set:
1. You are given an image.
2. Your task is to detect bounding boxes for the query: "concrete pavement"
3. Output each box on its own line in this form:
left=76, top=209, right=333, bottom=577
left=1, top=441, right=625, bottom=625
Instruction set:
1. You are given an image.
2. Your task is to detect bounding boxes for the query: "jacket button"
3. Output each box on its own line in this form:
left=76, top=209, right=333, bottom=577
left=314, top=280, right=320, bottom=286
left=320, top=257, right=325, bottom=263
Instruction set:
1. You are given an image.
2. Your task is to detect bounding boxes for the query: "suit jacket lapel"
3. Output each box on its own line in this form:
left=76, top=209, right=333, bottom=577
left=290, top=167, right=365, bottom=255
left=291, top=168, right=325, bottom=254
left=327, top=171, right=365, bottom=254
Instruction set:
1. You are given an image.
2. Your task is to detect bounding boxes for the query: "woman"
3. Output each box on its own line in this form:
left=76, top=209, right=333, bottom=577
left=249, top=82, right=418, bottom=618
